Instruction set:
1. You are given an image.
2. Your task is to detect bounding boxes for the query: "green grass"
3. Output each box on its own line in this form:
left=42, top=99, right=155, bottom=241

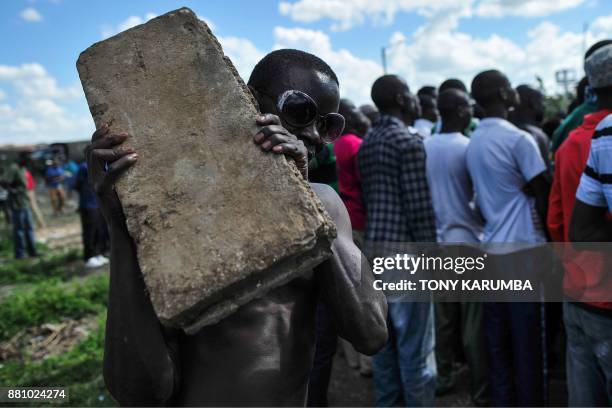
left=0, top=274, right=108, bottom=342
left=0, top=238, right=50, bottom=261
left=0, top=237, right=115, bottom=406
left=0, top=249, right=82, bottom=285
left=0, top=313, right=116, bottom=407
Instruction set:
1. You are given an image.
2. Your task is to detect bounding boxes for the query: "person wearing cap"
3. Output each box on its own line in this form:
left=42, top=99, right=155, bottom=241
left=562, top=43, right=612, bottom=406
left=551, top=40, right=612, bottom=155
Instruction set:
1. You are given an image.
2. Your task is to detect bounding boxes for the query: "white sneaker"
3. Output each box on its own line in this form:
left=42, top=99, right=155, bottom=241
left=85, top=257, right=102, bottom=269
left=95, top=255, right=109, bottom=266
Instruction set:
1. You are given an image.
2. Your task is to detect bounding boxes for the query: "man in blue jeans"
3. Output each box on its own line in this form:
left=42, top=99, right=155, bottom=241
left=4, top=160, right=37, bottom=259
left=359, top=74, right=437, bottom=406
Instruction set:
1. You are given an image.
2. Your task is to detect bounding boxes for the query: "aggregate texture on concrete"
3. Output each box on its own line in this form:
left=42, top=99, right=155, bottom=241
left=77, top=7, right=336, bottom=332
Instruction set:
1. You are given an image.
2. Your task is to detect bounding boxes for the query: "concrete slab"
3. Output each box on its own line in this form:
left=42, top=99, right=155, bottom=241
left=77, top=7, right=336, bottom=331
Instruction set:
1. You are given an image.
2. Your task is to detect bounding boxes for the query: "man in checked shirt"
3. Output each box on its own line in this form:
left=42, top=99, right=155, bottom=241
left=358, top=74, right=437, bottom=407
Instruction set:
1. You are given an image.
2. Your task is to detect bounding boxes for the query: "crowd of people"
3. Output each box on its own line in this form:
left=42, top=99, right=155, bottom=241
left=0, top=152, right=109, bottom=268
left=307, top=40, right=612, bottom=407
left=3, top=37, right=610, bottom=407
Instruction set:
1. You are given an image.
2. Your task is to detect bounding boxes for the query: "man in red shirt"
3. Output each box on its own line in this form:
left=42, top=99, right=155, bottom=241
left=333, top=98, right=372, bottom=376
left=24, top=163, right=46, bottom=230
left=334, top=98, right=370, bottom=247
left=547, top=41, right=612, bottom=406
left=547, top=53, right=612, bottom=310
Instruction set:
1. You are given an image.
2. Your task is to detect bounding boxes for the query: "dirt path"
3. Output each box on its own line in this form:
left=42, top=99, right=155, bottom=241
left=36, top=221, right=82, bottom=250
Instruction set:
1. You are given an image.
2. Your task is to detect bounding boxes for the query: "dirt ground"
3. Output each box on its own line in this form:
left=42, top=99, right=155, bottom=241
left=328, top=348, right=568, bottom=407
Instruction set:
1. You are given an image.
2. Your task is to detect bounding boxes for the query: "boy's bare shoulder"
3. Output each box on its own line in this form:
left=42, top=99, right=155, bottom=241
left=309, top=182, right=345, bottom=223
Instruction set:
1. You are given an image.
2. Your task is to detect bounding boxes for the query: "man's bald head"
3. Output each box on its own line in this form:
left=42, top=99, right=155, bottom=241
left=359, top=104, right=380, bottom=124
left=438, top=89, right=470, bottom=116
left=471, top=70, right=517, bottom=113
left=439, top=78, right=467, bottom=94
left=371, top=74, right=420, bottom=125
left=517, top=84, right=544, bottom=117
left=371, top=75, right=409, bottom=111
left=437, top=89, right=473, bottom=132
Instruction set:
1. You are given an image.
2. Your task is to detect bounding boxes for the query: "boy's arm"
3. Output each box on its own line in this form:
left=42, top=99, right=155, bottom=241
left=87, top=125, right=179, bottom=406
left=311, top=184, right=388, bottom=355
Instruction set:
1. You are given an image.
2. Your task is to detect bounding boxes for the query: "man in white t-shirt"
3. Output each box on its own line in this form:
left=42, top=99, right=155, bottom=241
left=424, top=89, right=488, bottom=405
left=466, top=69, right=550, bottom=407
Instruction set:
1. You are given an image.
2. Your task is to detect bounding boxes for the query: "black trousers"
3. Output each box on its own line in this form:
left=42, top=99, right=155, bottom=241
left=80, top=208, right=108, bottom=260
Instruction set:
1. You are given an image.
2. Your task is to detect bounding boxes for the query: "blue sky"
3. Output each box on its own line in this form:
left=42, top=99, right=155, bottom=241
left=1, top=0, right=611, bottom=145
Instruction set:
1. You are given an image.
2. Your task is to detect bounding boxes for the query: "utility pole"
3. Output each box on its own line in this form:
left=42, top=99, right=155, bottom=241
left=583, top=22, right=589, bottom=58
left=555, top=69, right=577, bottom=95
left=381, top=46, right=387, bottom=74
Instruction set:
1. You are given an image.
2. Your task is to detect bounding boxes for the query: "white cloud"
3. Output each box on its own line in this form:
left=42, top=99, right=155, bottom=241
left=217, top=26, right=383, bottom=103
left=279, top=0, right=588, bottom=30
left=0, top=63, right=81, bottom=100
left=218, top=36, right=266, bottom=82
left=211, top=12, right=612, bottom=105
left=279, top=0, right=468, bottom=31
left=475, top=0, right=586, bottom=18
left=101, top=12, right=157, bottom=38
left=273, top=27, right=383, bottom=103
left=383, top=13, right=612, bottom=94
left=0, top=63, right=91, bottom=145
left=592, top=14, right=612, bottom=33
left=20, top=7, right=43, bottom=22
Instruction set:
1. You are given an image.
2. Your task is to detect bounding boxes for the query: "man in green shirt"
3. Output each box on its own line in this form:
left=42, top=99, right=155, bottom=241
left=4, top=161, right=37, bottom=259
left=551, top=100, right=597, bottom=154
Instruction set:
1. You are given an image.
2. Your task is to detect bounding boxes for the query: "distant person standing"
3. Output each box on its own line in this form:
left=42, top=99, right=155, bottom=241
left=5, top=160, right=37, bottom=259
left=359, top=104, right=380, bottom=125
left=22, top=156, right=46, bottom=229
left=45, top=159, right=65, bottom=216
left=0, top=180, right=10, bottom=226
left=512, top=85, right=550, bottom=168
left=335, top=98, right=370, bottom=246
left=359, top=74, right=437, bottom=406
left=424, top=89, right=488, bottom=406
left=437, top=78, right=479, bottom=136
left=467, top=69, right=550, bottom=406
left=334, top=98, right=372, bottom=376
left=75, top=161, right=109, bottom=269
left=414, top=93, right=439, bottom=138
left=63, top=158, right=79, bottom=199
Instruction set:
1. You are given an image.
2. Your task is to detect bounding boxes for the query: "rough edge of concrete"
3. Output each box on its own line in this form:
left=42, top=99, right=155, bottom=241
left=183, top=235, right=333, bottom=333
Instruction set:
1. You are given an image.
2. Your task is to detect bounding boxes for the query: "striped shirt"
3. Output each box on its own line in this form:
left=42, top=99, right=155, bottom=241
left=576, top=113, right=612, bottom=211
